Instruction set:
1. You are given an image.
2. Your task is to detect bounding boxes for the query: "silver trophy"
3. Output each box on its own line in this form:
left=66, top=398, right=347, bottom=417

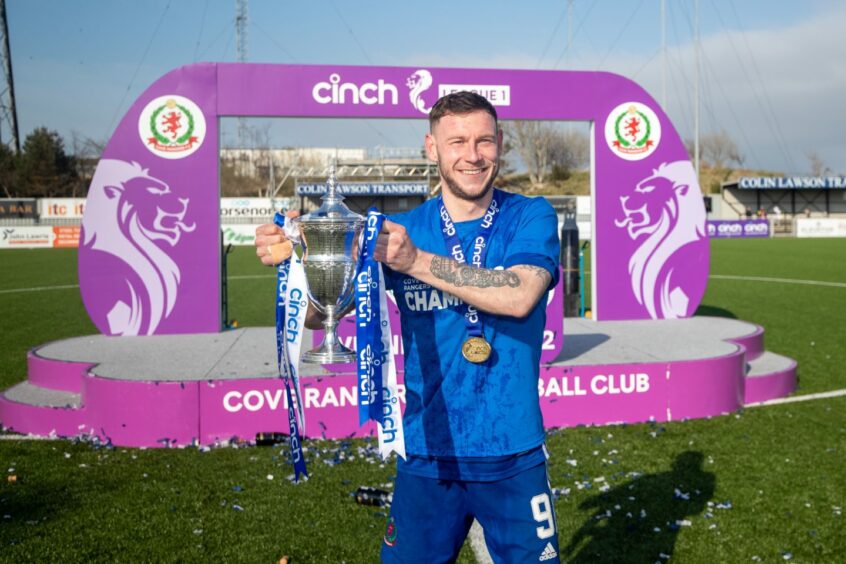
left=294, top=166, right=365, bottom=364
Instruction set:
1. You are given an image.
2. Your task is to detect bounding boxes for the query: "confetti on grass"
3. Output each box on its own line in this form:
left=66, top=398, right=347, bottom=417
left=674, top=488, right=691, bottom=500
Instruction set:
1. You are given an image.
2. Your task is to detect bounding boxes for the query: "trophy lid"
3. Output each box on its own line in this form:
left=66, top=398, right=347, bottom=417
left=298, top=165, right=364, bottom=224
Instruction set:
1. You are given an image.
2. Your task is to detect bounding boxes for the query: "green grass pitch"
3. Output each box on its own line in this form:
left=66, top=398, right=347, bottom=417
left=0, top=239, right=844, bottom=562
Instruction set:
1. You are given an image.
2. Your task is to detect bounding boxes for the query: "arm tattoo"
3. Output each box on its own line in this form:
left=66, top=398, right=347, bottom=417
left=516, top=264, right=552, bottom=284
left=430, top=255, right=521, bottom=288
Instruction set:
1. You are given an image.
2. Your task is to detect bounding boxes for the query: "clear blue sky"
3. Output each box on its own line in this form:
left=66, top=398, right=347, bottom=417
left=7, top=0, right=845, bottom=174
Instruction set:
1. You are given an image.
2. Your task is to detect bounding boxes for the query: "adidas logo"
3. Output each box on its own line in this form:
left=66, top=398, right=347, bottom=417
left=539, top=541, right=558, bottom=561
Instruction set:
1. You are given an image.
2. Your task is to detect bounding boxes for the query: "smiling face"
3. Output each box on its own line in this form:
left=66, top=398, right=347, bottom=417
left=425, top=110, right=502, bottom=203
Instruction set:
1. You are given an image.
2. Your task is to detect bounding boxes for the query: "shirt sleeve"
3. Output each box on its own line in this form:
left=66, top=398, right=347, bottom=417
left=502, top=197, right=561, bottom=290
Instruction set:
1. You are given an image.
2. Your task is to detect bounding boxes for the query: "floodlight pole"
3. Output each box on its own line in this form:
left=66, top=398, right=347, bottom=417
left=661, top=0, right=667, bottom=109
left=236, top=0, right=248, bottom=150
left=567, top=0, right=573, bottom=68
left=0, top=0, right=20, bottom=154
left=693, top=0, right=700, bottom=182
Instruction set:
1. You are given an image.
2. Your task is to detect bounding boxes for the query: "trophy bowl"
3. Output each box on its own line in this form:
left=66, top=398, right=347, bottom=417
left=294, top=168, right=365, bottom=364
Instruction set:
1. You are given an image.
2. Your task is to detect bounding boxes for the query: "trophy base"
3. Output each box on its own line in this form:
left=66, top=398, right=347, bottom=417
left=303, top=307, right=357, bottom=364
left=302, top=345, right=356, bottom=365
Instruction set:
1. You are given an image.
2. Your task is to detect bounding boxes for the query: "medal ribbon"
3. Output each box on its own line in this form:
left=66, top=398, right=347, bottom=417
left=437, top=191, right=501, bottom=339
left=355, top=209, right=406, bottom=460
left=273, top=212, right=309, bottom=481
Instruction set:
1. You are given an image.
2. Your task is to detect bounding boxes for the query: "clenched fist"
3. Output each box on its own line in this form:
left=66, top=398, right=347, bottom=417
left=255, top=210, right=299, bottom=266
left=374, top=220, right=421, bottom=274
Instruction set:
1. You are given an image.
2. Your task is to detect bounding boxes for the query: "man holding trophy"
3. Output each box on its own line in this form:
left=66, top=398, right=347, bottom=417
left=256, top=92, right=562, bottom=562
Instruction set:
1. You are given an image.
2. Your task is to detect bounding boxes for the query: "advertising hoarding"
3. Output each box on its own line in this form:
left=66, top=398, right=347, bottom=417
left=39, top=198, right=86, bottom=220
left=220, top=197, right=296, bottom=218
left=796, top=218, right=846, bottom=238
left=0, top=199, right=37, bottom=219
left=0, top=226, right=81, bottom=248
left=706, top=219, right=770, bottom=238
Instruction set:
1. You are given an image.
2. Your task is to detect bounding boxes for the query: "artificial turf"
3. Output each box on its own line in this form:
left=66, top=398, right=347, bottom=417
left=0, top=239, right=844, bottom=562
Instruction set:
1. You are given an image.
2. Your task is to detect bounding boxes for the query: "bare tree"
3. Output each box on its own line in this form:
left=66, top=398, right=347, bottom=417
left=70, top=131, right=106, bottom=197
left=503, top=122, right=589, bottom=186
left=685, top=131, right=745, bottom=191
left=504, top=121, right=552, bottom=185
left=250, top=123, right=275, bottom=197
left=806, top=151, right=830, bottom=176
left=551, top=129, right=589, bottom=173
left=700, top=130, right=744, bottom=169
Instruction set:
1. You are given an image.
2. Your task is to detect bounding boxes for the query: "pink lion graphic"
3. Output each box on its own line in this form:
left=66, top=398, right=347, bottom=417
left=615, top=161, right=707, bottom=319
left=80, top=159, right=195, bottom=335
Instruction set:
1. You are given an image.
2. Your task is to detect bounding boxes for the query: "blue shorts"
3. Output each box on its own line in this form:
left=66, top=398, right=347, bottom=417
left=380, top=462, right=560, bottom=563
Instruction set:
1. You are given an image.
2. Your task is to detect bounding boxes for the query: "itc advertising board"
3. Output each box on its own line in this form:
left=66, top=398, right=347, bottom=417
left=79, top=63, right=708, bottom=336
left=39, top=198, right=86, bottom=220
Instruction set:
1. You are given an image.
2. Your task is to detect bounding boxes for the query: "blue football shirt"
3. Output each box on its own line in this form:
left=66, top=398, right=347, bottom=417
left=384, top=189, right=560, bottom=460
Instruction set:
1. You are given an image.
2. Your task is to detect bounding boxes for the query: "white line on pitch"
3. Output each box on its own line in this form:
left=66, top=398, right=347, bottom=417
left=0, top=276, right=269, bottom=295
left=0, top=284, right=79, bottom=295
left=710, top=274, right=846, bottom=289
left=5, top=274, right=842, bottom=296
left=746, top=388, right=846, bottom=408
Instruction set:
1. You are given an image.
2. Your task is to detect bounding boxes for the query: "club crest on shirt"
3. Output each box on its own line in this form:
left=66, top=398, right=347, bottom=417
left=383, top=517, right=398, bottom=547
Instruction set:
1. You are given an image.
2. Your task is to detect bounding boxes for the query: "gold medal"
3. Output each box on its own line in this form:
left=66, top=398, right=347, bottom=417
left=461, top=336, right=491, bottom=363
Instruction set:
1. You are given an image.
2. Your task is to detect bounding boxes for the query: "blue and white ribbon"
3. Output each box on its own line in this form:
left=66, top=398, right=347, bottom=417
left=356, top=212, right=384, bottom=425
left=273, top=212, right=309, bottom=481
left=356, top=209, right=405, bottom=460
left=437, top=191, right=501, bottom=339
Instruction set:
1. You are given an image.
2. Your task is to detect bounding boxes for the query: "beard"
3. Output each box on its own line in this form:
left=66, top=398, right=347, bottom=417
left=438, top=159, right=499, bottom=202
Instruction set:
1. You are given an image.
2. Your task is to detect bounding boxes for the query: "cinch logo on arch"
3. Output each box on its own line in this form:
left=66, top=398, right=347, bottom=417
left=311, top=69, right=511, bottom=114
